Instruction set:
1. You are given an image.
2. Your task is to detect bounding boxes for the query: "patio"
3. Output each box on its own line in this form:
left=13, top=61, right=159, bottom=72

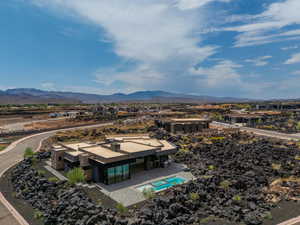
left=96, top=163, right=194, bottom=207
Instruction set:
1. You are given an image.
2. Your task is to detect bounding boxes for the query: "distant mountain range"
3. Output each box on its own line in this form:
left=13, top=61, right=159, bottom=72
left=0, top=88, right=251, bottom=104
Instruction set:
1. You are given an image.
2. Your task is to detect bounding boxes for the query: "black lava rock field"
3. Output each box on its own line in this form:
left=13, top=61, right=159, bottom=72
left=9, top=131, right=300, bottom=225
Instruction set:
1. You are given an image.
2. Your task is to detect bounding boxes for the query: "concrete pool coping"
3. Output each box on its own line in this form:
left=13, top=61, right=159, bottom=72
left=136, top=176, right=188, bottom=193
left=96, top=163, right=194, bottom=207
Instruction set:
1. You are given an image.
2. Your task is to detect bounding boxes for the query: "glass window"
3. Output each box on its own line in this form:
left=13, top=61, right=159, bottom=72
left=115, top=166, right=123, bottom=182
left=107, top=167, right=115, bottom=184
left=123, top=164, right=129, bottom=179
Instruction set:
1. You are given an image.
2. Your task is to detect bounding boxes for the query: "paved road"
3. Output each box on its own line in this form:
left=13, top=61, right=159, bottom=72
left=212, top=121, right=300, bottom=141
left=0, top=122, right=112, bottom=225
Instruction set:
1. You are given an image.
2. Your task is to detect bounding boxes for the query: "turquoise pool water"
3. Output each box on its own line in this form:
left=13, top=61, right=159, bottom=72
left=136, top=176, right=186, bottom=192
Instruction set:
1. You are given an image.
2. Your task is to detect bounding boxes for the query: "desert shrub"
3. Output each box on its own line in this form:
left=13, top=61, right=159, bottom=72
left=116, top=203, right=128, bottom=215
left=67, top=168, right=86, bottom=185
left=263, top=212, right=273, bottom=220
left=297, top=122, right=300, bottom=131
left=37, top=170, right=46, bottom=176
left=209, top=137, right=225, bottom=141
left=189, top=192, right=200, bottom=201
left=48, top=176, right=59, bottom=183
left=272, top=163, right=281, bottom=170
left=24, top=147, right=35, bottom=159
left=219, top=180, right=231, bottom=190
left=34, top=210, right=43, bottom=220
left=232, top=195, right=242, bottom=201
left=199, top=215, right=218, bottom=223
left=142, top=188, right=155, bottom=199
left=208, top=165, right=215, bottom=170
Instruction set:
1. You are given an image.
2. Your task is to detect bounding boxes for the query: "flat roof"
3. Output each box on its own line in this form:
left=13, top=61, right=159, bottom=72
left=119, top=142, right=157, bottom=153
left=59, top=136, right=177, bottom=164
left=130, top=139, right=163, bottom=147
left=52, top=147, right=67, bottom=152
left=106, top=134, right=150, bottom=142
left=169, top=118, right=211, bottom=122
left=65, top=151, right=84, bottom=157
left=159, top=140, right=176, bottom=151
left=81, top=146, right=126, bottom=159
left=63, top=142, right=94, bottom=151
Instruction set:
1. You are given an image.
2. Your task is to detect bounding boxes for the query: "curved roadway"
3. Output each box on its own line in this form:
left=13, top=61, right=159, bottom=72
left=0, top=122, right=112, bottom=225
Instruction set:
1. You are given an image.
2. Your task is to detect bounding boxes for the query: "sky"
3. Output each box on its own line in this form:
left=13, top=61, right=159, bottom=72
left=1, top=0, right=300, bottom=99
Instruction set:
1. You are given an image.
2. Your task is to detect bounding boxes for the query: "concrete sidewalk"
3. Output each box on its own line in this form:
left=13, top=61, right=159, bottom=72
left=0, top=201, right=20, bottom=225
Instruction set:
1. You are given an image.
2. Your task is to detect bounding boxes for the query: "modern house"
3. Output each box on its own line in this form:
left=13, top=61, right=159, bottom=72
left=224, top=114, right=263, bottom=126
left=51, top=135, right=177, bottom=185
left=155, top=118, right=211, bottom=134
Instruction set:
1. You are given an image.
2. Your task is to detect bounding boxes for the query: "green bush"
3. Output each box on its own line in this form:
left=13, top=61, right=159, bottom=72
left=33, top=210, right=43, bottom=220
left=67, top=168, right=86, bottom=185
left=24, top=147, right=35, bottom=159
left=219, top=180, right=231, bottom=190
left=116, top=203, right=128, bottom=215
left=37, top=170, right=46, bottom=176
left=232, top=195, right=242, bottom=201
left=142, top=188, right=155, bottom=199
left=297, top=122, right=300, bottom=131
left=189, top=192, right=200, bottom=201
left=48, top=177, right=59, bottom=183
left=208, top=165, right=215, bottom=170
left=264, top=212, right=273, bottom=220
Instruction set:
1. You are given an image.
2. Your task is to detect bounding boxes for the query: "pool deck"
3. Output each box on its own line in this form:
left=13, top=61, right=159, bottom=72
left=96, top=163, right=194, bottom=207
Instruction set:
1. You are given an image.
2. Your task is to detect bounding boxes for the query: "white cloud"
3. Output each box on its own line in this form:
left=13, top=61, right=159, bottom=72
left=176, top=0, right=232, bottom=10
left=31, top=0, right=217, bottom=93
left=281, top=45, right=299, bottom=51
left=41, top=82, right=56, bottom=90
left=0, top=86, right=16, bottom=91
left=190, top=60, right=242, bottom=87
left=285, top=52, right=300, bottom=64
left=222, top=0, right=300, bottom=47
left=245, top=55, right=272, bottom=66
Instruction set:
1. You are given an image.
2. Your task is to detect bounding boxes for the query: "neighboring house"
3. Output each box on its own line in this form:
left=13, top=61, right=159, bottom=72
left=155, top=118, right=211, bottom=134
left=51, top=135, right=177, bottom=185
left=224, top=114, right=263, bottom=126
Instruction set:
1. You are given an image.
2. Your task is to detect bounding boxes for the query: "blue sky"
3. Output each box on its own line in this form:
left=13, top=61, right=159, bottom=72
left=1, top=0, right=300, bottom=99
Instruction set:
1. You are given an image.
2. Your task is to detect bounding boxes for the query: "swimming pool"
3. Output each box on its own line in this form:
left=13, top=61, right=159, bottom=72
left=136, top=176, right=186, bottom=192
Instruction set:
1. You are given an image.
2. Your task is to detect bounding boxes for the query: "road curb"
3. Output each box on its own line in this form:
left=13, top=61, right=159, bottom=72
left=0, top=134, right=48, bottom=225
left=0, top=122, right=113, bottom=156
left=277, top=216, right=300, bottom=225
left=0, top=159, right=29, bottom=225
left=0, top=122, right=112, bottom=225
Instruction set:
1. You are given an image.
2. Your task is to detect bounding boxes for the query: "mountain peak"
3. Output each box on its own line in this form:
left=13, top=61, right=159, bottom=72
left=0, top=88, right=251, bottom=104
